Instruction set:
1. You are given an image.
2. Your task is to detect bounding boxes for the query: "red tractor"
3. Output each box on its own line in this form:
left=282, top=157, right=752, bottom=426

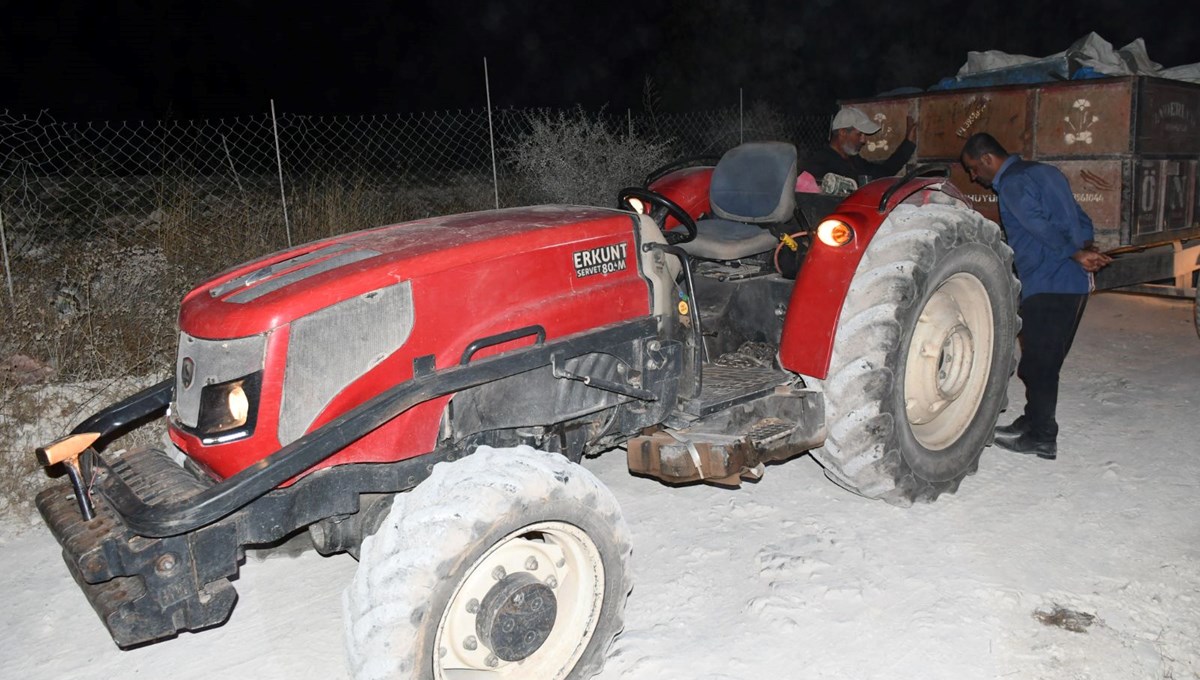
left=35, top=142, right=1018, bottom=679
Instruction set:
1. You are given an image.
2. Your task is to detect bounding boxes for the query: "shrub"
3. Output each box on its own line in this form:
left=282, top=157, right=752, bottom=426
left=506, top=107, right=674, bottom=208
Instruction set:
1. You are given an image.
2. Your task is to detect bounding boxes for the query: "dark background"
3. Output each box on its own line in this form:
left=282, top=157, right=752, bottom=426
left=2, top=0, right=1197, bottom=121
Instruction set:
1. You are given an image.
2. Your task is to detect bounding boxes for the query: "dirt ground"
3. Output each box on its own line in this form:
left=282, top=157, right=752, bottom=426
left=2, top=291, right=1198, bottom=679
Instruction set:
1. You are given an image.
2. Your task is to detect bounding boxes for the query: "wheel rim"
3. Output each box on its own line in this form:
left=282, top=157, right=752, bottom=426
left=903, top=272, right=994, bottom=450
left=434, top=521, right=605, bottom=679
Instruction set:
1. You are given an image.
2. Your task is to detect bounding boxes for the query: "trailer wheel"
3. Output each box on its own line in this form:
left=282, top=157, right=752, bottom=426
left=344, top=445, right=631, bottom=680
left=813, top=203, right=1019, bottom=506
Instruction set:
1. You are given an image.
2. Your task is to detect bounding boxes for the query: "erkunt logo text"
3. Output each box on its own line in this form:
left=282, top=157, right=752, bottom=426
left=573, top=242, right=628, bottom=278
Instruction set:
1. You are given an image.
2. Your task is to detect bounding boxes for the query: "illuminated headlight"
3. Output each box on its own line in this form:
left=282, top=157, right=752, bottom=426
left=816, top=219, right=855, bottom=247
left=196, top=372, right=262, bottom=437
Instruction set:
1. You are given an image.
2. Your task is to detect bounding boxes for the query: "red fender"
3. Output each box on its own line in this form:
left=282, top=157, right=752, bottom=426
left=779, top=179, right=968, bottom=379
left=648, top=166, right=714, bottom=228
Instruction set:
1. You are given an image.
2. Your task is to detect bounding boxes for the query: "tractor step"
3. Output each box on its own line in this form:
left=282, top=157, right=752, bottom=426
left=682, top=364, right=789, bottom=417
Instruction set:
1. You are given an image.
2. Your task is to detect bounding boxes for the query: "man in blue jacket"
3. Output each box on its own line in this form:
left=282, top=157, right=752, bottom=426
left=960, top=133, right=1112, bottom=460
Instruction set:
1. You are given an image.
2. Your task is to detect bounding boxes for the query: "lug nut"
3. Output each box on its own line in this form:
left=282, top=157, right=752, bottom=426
left=155, top=553, right=178, bottom=575
left=463, top=636, right=478, bottom=651
left=466, top=598, right=479, bottom=614
left=545, top=575, right=558, bottom=589
left=492, top=566, right=506, bottom=581
left=525, top=556, right=539, bottom=571
left=485, top=654, right=499, bottom=668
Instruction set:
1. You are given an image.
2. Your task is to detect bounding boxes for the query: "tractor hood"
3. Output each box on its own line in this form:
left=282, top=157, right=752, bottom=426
left=179, top=205, right=642, bottom=338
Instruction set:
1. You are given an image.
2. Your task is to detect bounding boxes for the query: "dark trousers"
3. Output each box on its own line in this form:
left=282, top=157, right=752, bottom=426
left=1015, top=292, right=1088, bottom=442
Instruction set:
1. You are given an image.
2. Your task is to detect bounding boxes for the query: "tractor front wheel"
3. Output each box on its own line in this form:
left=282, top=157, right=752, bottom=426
left=344, top=445, right=631, bottom=680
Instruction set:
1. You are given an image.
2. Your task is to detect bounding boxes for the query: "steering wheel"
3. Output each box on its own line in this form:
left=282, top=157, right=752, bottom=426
left=617, top=186, right=698, bottom=245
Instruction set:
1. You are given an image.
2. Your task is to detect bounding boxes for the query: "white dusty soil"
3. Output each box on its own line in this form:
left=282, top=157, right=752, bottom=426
left=2, top=291, right=1198, bottom=679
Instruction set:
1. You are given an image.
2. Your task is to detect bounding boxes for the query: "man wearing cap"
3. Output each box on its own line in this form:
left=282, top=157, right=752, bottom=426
left=800, top=106, right=917, bottom=186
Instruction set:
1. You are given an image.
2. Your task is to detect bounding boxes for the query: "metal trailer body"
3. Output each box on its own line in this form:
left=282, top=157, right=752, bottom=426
left=844, top=76, right=1200, bottom=297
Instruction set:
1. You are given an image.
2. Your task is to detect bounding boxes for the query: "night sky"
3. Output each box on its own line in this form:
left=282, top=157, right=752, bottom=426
left=2, top=0, right=1198, bottom=121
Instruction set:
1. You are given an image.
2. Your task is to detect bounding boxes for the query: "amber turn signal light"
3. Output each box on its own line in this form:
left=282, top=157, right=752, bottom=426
left=816, top=219, right=855, bottom=247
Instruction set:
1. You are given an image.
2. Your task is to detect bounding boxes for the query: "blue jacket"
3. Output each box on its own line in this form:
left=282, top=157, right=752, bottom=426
left=992, top=156, right=1093, bottom=299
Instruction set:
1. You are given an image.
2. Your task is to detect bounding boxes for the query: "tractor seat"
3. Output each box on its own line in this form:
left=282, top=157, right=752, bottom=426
left=679, top=142, right=797, bottom=261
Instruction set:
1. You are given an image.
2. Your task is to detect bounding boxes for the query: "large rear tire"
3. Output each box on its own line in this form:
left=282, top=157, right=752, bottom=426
left=344, top=445, right=632, bottom=680
left=812, top=203, right=1019, bottom=506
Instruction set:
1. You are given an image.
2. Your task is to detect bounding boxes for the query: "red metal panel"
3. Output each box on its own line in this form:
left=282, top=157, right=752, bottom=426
left=847, top=100, right=915, bottom=163
left=181, top=206, right=647, bottom=338
left=1047, top=160, right=1127, bottom=251
left=1035, top=80, right=1133, bottom=157
left=912, top=88, right=1034, bottom=160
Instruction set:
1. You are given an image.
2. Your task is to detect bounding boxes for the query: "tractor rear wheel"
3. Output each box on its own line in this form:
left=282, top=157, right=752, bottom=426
left=812, top=203, right=1019, bottom=506
left=344, top=445, right=631, bottom=680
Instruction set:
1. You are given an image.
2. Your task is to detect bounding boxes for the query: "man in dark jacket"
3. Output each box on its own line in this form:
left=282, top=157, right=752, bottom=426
left=800, top=106, right=916, bottom=186
left=960, top=132, right=1112, bottom=460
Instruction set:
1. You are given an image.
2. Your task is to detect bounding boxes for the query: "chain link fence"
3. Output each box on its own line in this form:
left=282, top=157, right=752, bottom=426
left=0, top=105, right=827, bottom=386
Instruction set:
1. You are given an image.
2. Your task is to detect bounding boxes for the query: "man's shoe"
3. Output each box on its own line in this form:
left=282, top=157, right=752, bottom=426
left=993, top=432, right=1057, bottom=460
left=994, top=417, right=1029, bottom=437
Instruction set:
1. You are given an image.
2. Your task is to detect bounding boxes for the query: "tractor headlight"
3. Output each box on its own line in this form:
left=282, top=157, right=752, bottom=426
left=227, top=383, right=250, bottom=423
left=816, top=219, right=855, bottom=247
left=196, top=372, right=262, bottom=438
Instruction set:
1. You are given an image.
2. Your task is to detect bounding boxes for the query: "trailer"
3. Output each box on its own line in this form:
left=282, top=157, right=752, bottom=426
left=845, top=76, right=1200, bottom=309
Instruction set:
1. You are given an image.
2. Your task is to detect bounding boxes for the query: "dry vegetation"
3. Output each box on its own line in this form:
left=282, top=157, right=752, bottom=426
left=0, top=375, right=166, bottom=527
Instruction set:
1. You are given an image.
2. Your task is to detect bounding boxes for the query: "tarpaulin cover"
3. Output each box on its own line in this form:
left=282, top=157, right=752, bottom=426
left=930, top=32, right=1200, bottom=91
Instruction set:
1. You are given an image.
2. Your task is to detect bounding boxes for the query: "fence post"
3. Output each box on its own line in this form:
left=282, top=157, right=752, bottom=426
left=270, top=99, right=293, bottom=247
left=220, top=133, right=245, bottom=197
left=0, top=205, right=13, bottom=315
left=484, top=58, right=500, bottom=210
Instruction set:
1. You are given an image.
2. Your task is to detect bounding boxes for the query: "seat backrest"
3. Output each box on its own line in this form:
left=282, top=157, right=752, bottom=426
left=709, top=142, right=797, bottom=224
